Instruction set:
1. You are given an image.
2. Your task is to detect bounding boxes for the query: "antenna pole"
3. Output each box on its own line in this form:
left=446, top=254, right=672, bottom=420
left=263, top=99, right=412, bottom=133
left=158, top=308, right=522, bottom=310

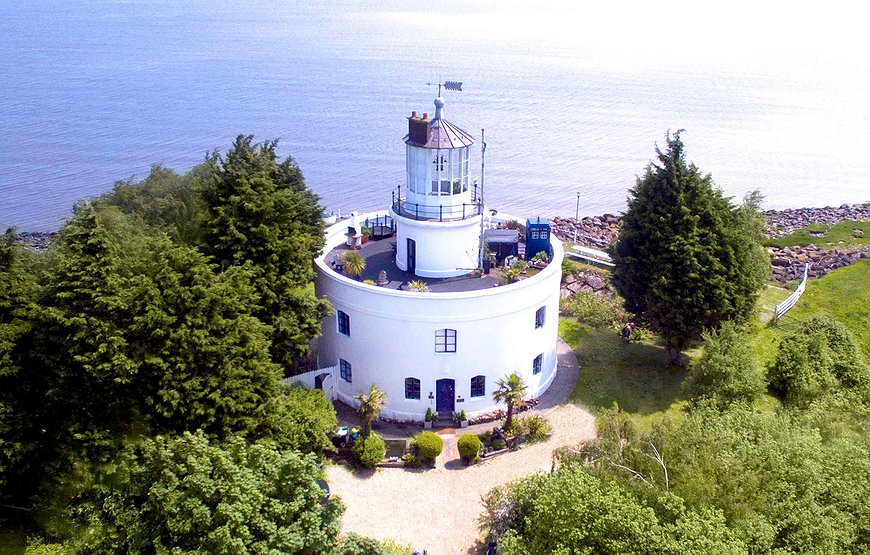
left=478, top=128, right=486, bottom=270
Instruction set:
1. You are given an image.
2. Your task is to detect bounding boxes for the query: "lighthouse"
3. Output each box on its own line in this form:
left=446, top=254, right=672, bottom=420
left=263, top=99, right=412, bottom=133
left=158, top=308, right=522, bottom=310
left=391, top=96, right=482, bottom=277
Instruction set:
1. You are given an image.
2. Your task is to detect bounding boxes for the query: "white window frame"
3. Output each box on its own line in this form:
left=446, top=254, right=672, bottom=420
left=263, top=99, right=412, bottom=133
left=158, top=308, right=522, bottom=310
left=435, top=329, right=457, bottom=353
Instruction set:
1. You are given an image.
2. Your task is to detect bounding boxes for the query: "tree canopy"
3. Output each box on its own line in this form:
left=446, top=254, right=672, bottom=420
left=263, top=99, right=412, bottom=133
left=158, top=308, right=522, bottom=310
left=611, top=132, right=768, bottom=363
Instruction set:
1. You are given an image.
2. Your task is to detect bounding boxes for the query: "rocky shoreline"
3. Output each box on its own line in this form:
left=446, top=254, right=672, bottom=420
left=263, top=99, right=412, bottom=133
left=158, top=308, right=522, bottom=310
left=12, top=203, right=870, bottom=284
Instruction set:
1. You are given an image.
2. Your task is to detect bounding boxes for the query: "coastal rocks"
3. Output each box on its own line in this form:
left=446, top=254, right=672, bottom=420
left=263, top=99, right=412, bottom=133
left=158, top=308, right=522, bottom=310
left=765, top=203, right=870, bottom=238
left=768, top=244, right=870, bottom=284
left=12, top=231, right=56, bottom=252
left=551, top=215, right=620, bottom=248
left=560, top=269, right=615, bottom=300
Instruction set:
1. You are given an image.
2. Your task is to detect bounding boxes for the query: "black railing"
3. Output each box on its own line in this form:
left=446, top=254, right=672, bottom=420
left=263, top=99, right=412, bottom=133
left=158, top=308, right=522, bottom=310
left=391, top=185, right=482, bottom=222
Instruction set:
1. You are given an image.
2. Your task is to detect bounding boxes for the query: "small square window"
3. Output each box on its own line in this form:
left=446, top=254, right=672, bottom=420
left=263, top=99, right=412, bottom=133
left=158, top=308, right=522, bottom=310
left=531, top=230, right=540, bottom=239
left=337, top=310, right=350, bottom=336
left=533, top=354, right=543, bottom=375
left=435, top=329, right=457, bottom=353
left=470, top=375, right=485, bottom=397
left=339, top=359, right=352, bottom=383
left=535, top=306, right=546, bottom=329
left=405, top=377, right=421, bottom=400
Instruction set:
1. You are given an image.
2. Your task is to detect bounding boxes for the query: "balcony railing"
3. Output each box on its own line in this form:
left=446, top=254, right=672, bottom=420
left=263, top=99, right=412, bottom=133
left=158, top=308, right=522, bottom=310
left=391, top=185, right=482, bottom=222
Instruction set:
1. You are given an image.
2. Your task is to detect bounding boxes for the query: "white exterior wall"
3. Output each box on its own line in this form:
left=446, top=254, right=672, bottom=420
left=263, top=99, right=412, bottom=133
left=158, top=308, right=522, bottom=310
left=314, top=213, right=564, bottom=420
left=392, top=211, right=482, bottom=278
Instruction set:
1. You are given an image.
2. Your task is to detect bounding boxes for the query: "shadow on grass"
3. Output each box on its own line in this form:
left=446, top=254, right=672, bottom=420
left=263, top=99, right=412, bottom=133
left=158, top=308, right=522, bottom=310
left=560, top=320, right=688, bottom=415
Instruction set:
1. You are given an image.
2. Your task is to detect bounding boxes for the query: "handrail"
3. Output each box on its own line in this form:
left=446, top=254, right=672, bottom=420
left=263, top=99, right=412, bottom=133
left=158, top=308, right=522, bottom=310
left=775, top=264, right=809, bottom=322
left=391, top=185, right=481, bottom=221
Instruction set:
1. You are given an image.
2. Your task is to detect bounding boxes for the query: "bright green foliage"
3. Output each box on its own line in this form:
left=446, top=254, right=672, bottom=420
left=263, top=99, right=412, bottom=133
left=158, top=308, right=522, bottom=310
left=354, top=384, right=387, bottom=438
left=94, top=163, right=208, bottom=245
left=64, top=432, right=343, bottom=553
left=560, top=291, right=625, bottom=329
left=485, top=465, right=743, bottom=554
left=338, top=533, right=413, bottom=555
left=201, top=135, right=329, bottom=370
left=768, top=315, right=870, bottom=406
left=343, top=252, right=366, bottom=279
left=667, top=405, right=870, bottom=554
left=684, top=321, right=765, bottom=408
left=411, top=431, right=443, bottom=460
left=611, top=133, right=768, bottom=363
left=492, top=373, right=527, bottom=431
left=457, top=433, right=482, bottom=460
left=514, top=415, right=552, bottom=442
left=353, top=432, right=386, bottom=468
left=253, top=384, right=338, bottom=456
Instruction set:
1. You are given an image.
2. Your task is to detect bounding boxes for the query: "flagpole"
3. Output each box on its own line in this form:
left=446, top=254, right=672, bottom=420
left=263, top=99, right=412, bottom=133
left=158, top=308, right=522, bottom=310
left=478, top=128, right=486, bottom=270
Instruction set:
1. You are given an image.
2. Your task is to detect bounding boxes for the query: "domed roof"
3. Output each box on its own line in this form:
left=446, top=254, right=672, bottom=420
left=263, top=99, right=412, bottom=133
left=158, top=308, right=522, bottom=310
left=404, top=97, right=475, bottom=149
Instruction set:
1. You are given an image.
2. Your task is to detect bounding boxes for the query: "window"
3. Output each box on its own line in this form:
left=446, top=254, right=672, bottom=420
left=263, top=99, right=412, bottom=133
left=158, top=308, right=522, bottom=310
left=435, top=329, right=457, bottom=353
left=533, top=354, right=543, bottom=375
left=337, top=310, right=350, bottom=336
left=339, top=359, right=352, bottom=382
left=535, top=306, right=546, bottom=329
left=531, top=230, right=540, bottom=239
left=405, top=377, right=421, bottom=400
left=470, top=375, right=485, bottom=397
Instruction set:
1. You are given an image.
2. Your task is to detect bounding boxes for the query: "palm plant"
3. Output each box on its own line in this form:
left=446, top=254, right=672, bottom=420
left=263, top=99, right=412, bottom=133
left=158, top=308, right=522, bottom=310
left=343, top=251, right=366, bottom=279
left=407, top=280, right=430, bottom=292
left=492, top=373, right=527, bottom=432
left=354, top=384, right=387, bottom=437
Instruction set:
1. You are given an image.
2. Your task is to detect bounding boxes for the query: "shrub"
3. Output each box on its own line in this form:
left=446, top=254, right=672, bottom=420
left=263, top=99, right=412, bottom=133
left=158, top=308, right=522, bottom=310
left=425, top=407, right=434, bottom=423
left=411, top=431, right=443, bottom=460
left=491, top=438, right=507, bottom=451
left=458, top=433, right=482, bottom=461
left=685, top=321, right=765, bottom=408
left=561, top=291, right=623, bottom=328
left=479, top=430, right=493, bottom=447
left=352, top=432, right=386, bottom=468
left=407, top=280, right=430, bottom=292
left=338, top=533, right=413, bottom=555
left=515, top=415, right=552, bottom=442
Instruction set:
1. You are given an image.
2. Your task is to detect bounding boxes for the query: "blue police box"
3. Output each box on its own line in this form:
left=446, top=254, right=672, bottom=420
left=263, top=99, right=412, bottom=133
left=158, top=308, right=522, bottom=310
left=525, top=217, right=552, bottom=260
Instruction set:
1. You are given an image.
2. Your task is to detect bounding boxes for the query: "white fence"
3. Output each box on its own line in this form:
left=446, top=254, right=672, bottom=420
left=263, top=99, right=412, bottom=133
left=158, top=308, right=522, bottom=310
left=775, top=264, right=809, bottom=322
left=281, top=365, right=337, bottom=400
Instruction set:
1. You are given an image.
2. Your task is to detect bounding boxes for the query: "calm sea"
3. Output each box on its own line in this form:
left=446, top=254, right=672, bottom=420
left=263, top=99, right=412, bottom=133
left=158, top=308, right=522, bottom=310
left=2, top=0, right=869, bottom=232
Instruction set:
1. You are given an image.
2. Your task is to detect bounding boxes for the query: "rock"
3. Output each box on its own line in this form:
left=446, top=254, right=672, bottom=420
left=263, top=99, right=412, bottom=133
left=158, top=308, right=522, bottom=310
left=586, top=275, right=606, bottom=290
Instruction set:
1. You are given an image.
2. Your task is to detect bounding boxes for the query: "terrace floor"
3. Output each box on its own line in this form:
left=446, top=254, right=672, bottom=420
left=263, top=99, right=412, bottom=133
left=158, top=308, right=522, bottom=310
left=324, top=235, right=505, bottom=293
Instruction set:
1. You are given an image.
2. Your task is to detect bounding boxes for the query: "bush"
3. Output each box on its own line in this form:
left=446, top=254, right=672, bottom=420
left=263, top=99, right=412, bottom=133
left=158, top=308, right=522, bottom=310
left=353, top=432, right=386, bottom=468
left=769, top=315, right=870, bottom=406
left=515, top=415, right=552, bottom=442
left=411, top=431, right=443, bottom=460
left=425, top=407, right=434, bottom=423
left=491, top=438, right=507, bottom=451
left=685, top=321, right=765, bottom=408
left=561, top=291, right=623, bottom=328
left=338, top=533, right=413, bottom=555
left=458, top=433, right=482, bottom=461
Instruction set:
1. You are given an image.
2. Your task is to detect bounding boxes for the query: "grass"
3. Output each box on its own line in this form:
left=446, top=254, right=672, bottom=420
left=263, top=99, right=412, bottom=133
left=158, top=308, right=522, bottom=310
left=765, top=220, right=870, bottom=248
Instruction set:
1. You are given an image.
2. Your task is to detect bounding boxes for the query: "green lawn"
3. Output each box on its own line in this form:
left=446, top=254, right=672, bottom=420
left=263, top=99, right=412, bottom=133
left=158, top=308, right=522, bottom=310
left=765, top=220, right=870, bottom=249
left=560, top=259, right=870, bottom=425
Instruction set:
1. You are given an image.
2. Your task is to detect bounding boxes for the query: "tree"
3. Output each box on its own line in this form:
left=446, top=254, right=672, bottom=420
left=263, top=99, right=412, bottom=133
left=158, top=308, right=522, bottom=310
left=611, top=132, right=768, bottom=364
left=493, top=373, right=527, bottom=432
left=354, top=384, right=387, bottom=438
left=684, top=321, right=766, bottom=408
left=343, top=251, right=366, bottom=279
left=62, top=432, right=343, bottom=553
left=201, top=135, right=329, bottom=371
left=352, top=431, right=386, bottom=468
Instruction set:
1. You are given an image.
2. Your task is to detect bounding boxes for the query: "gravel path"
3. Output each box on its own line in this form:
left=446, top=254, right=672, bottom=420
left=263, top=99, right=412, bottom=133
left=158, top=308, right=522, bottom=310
left=327, top=343, right=596, bottom=554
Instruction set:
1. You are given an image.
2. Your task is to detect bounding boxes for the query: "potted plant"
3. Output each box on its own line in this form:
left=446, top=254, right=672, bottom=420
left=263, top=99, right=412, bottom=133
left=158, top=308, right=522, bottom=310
left=453, top=410, right=469, bottom=428
left=424, top=407, right=434, bottom=429
left=361, top=225, right=371, bottom=244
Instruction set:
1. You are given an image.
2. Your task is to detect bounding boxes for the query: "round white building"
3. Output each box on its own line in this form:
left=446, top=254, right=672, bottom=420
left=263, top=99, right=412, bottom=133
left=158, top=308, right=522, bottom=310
left=313, top=96, right=563, bottom=421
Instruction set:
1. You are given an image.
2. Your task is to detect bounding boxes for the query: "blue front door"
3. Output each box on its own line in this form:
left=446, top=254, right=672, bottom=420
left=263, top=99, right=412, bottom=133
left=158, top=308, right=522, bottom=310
left=436, top=378, right=455, bottom=414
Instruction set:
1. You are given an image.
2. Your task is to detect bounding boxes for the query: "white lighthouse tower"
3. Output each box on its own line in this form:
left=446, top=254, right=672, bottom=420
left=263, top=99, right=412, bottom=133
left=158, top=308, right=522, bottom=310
left=391, top=95, right=481, bottom=278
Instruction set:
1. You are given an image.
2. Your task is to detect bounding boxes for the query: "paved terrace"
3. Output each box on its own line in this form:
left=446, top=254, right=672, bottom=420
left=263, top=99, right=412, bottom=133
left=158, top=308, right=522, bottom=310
left=324, top=235, right=507, bottom=293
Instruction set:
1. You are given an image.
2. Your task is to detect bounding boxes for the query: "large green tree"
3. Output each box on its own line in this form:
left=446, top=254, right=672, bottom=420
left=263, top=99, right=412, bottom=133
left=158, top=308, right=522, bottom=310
left=201, top=136, right=329, bottom=371
left=62, top=432, right=343, bottom=554
left=611, top=132, right=768, bottom=363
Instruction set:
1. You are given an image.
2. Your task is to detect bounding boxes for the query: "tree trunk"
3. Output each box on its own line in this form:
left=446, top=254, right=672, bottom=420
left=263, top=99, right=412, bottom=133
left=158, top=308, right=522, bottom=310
left=665, top=344, right=684, bottom=366
left=505, top=403, right=514, bottom=432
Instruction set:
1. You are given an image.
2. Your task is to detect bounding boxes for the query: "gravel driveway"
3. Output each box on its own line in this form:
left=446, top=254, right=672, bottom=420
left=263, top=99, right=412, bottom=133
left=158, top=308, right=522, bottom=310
left=327, top=401, right=596, bottom=554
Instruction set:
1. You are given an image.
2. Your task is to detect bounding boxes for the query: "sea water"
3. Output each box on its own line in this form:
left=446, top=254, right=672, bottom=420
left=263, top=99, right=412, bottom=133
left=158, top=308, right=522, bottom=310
left=2, top=0, right=869, bottom=231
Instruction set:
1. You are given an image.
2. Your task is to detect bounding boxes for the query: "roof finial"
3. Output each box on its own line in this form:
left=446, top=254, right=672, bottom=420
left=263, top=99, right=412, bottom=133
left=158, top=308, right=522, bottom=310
left=426, top=80, right=463, bottom=120
left=434, top=96, right=445, bottom=120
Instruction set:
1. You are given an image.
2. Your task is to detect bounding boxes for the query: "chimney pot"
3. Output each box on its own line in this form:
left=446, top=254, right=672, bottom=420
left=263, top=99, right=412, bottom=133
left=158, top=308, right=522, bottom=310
left=411, top=111, right=417, bottom=118
left=422, top=113, right=429, bottom=121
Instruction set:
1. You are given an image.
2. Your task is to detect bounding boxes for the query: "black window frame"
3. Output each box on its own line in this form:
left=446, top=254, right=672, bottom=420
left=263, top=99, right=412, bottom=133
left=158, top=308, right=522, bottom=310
left=470, top=375, right=485, bottom=398
left=533, top=353, right=543, bottom=375
left=535, top=306, right=546, bottom=329
left=337, top=310, right=350, bottom=336
left=405, top=377, right=421, bottom=400
left=339, top=359, right=352, bottom=382
left=435, top=328, right=457, bottom=353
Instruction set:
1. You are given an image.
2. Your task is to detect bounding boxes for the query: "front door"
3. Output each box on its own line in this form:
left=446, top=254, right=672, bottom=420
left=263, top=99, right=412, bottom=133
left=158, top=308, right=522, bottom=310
left=407, top=238, right=416, bottom=274
left=435, top=378, right=455, bottom=414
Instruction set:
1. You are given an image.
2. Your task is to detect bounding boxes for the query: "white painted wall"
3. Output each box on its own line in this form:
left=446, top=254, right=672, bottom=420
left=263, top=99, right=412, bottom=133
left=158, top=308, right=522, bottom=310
left=392, top=211, right=482, bottom=278
left=314, top=213, right=564, bottom=421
